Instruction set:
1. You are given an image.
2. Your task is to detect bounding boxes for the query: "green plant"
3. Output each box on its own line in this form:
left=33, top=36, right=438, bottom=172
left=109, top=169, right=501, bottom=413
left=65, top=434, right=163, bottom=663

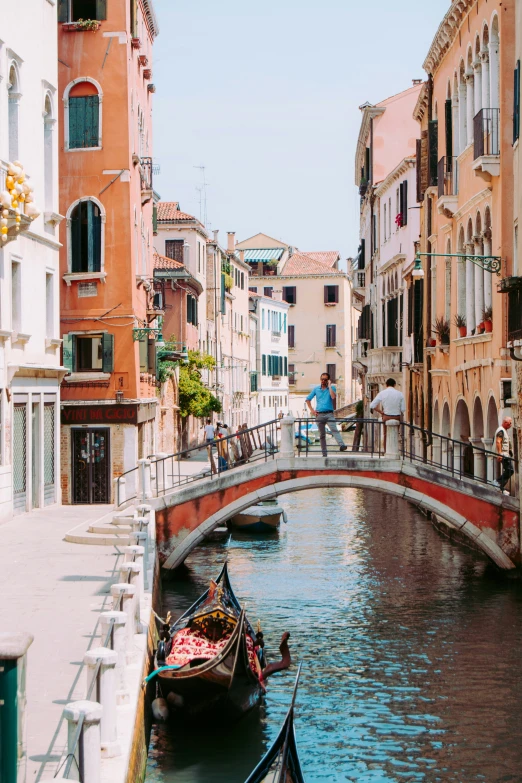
left=156, top=360, right=176, bottom=385
left=224, top=272, right=234, bottom=291
left=267, top=258, right=279, bottom=268
left=453, top=314, right=466, bottom=328
left=355, top=399, right=364, bottom=418
left=433, top=316, right=450, bottom=339
left=483, top=306, right=492, bottom=321
left=178, top=350, right=221, bottom=420
left=74, top=18, right=101, bottom=30
left=221, top=259, right=231, bottom=276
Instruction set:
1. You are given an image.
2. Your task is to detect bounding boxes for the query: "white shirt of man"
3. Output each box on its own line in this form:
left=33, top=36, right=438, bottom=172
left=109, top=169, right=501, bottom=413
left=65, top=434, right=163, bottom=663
left=370, top=387, right=406, bottom=416
left=204, top=424, right=215, bottom=440
left=496, top=426, right=512, bottom=457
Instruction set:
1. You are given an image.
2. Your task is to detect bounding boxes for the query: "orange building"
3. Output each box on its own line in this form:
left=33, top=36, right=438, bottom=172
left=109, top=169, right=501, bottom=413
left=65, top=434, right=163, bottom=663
left=57, top=0, right=160, bottom=504
left=413, top=0, right=515, bottom=478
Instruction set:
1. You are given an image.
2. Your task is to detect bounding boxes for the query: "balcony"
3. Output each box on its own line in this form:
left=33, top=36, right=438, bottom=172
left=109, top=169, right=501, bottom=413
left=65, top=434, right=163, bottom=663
left=352, top=339, right=369, bottom=364
left=354, top=271, right=365, bottom=290
left=437, top=156, right=459, bottom=217
left=499, top=277, right=522, bottom=342
left=140, top=157, right=153, bottom=204
left=367, top=347, right=402, bottom=378
left=472, top=109, right=500, bottom=180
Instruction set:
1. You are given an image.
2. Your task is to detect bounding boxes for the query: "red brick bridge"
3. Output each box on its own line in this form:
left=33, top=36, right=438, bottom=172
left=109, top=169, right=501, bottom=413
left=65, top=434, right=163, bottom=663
left=150, top=455, right=520, bottom=572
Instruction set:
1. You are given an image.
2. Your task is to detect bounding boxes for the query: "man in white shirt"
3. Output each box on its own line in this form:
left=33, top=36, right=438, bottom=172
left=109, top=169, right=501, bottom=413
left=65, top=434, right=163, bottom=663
left=202, top=419, right=215, bottom=448
left=494, top=416, right=514, bottom=493
left=369, top=378, right=406, bottom=450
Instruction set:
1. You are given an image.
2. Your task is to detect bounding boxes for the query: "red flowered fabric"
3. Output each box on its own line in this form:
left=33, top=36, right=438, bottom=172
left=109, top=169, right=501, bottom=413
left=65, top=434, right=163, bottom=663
left=166, top=627, right=261, bottom=679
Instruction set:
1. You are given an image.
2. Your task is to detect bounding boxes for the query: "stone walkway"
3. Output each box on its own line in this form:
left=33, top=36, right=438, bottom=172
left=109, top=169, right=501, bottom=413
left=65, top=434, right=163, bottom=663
left=0, top=503, right=121, bottom=781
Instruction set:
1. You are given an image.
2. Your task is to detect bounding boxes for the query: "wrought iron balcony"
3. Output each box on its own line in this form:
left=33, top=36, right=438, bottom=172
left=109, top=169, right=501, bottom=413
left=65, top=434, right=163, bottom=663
left=437, top=156, right=459, bottom=198
left=473, top=109, right=500, bottom=179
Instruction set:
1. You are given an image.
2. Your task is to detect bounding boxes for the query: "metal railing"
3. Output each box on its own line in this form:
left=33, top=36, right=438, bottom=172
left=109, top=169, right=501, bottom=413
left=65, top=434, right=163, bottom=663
left=474, top=108, right=500, bottom=159
left=115, top=419, right=280, bottom=507
left=293, top=417, right=518, bottom=497
left=437, top=156, right=459, bottom=198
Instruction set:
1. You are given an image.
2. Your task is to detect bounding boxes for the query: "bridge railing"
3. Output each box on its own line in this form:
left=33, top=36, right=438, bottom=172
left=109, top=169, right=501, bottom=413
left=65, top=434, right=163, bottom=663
left=115, top=419, right=280, bottom=507
left=293, top=417, right=518, bottom=497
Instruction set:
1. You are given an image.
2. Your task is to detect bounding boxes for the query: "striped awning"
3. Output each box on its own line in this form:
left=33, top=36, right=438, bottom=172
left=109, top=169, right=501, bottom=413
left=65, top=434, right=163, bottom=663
left=243, top=248, right=285, bottom=262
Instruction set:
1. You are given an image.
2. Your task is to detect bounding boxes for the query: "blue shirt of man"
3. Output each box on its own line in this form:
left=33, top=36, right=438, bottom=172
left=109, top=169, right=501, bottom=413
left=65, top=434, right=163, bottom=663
left=306, top=384, right=337, bottom=413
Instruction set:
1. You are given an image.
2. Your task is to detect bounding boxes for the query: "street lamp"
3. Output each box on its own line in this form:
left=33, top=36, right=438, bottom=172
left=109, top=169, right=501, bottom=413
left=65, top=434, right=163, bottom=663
left=412, top=255, right=425, bottom=279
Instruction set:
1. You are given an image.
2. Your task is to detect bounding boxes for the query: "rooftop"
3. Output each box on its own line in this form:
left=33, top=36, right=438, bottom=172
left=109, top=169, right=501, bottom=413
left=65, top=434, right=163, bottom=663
left=157, top=202, right=198, bottom=222
left=153, top=252, right=185, bottom=271
left=303, top=251, right=339, bottom=268
left=282, top=252, right=338, bottom=276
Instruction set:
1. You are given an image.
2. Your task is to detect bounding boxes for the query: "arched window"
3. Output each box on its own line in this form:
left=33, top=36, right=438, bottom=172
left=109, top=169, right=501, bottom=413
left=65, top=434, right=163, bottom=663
left=64, top=78, right=102, bottom=150
left=8, top=63, right=21, bottom=162
left=69, top=199, right=102, bottom=273
left=44, top=94, right=54, bottom=213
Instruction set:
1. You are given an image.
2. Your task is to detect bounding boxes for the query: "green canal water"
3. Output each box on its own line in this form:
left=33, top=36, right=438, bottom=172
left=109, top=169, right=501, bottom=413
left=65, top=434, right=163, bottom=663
left=145, top=487, right=522, bottom=782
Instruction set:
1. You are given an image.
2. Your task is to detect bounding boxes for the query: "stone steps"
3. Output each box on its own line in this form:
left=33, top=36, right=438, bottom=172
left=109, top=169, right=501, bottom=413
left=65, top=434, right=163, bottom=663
left=65, top=529, right=133, bottom=546
left=88, top=524, right=133, bottom=535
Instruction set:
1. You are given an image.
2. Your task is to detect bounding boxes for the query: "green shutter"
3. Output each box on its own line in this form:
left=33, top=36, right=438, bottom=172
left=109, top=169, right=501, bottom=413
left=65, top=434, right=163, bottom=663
left=96, top=0, right=107, bottom=20
left=58, top=0, right=68, bottom=22
left=69, top=98, right=83, bottom=150
left=284, top=357, right=288, bottom=376
left=147, top=338, right=156, bottom=375
left=445, top=99, right=453, bottom=159
left=71, top=206, right=81, bottom=272
left=69, top=96, right=99, bottom=149
left=62, top=334, right=74, bottom=372
left=262, top=355, right=266, bottom=375
left=153, top=205, right=158, bottom=235
left=101, top=333, right=114, bottom=372
left=220, top=273, right=226, bottom=314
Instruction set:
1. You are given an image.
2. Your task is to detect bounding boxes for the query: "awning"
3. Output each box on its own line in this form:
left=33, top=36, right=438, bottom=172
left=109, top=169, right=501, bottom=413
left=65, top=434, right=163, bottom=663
left=243, top=248, right=285, bottom=262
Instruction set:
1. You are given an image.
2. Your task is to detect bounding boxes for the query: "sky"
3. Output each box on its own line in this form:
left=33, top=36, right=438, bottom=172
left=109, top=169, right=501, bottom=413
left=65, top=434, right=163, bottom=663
left=152, top=0, right=450, bottom=263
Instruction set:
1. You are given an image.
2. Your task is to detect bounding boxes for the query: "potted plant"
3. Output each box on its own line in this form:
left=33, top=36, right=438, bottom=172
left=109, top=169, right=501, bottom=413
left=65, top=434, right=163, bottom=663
left=476, top=321, right=485, bottom=334
left=454, top=314, right=467, bottom=338
left=427, top=336, right=437, bottom=347
left=483, top=306, right=493, bottom=333
left=395, top=213, right=404, bottom=229
left=433, top=316, right=450, bottom=345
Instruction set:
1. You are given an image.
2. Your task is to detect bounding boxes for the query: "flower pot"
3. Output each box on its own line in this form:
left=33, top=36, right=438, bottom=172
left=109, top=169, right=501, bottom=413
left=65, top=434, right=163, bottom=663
left=458, top=326, right=467, bottom=338
left=427, top=338, right=436, bottom=347
left=484, top=319, right=493, bottom=333
left=440, top=335, right=450, bottom=345
left=478, top=322, right=484, bottom=331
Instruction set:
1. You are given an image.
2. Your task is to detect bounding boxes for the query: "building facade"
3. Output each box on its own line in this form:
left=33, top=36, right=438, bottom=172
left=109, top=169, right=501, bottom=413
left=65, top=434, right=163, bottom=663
left=58, top=0, right=159, bottom=504
left=249, top=292, right=289, bottom=423
left=414, top=0, right=514, bottom=473
left=0, top=2, right=62, bottom=519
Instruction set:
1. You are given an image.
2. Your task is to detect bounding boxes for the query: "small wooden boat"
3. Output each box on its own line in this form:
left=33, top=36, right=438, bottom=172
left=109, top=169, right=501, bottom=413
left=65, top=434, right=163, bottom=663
left=245, top=664, right=305, bottom=783
left=149, top=563, right=290, bottom=722
left=228, top=500, right=286, bottom=534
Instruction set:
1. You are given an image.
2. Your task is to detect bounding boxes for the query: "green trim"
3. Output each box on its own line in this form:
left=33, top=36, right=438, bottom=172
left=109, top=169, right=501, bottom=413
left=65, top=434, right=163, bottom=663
left=415, top=252, right=502, bottom=276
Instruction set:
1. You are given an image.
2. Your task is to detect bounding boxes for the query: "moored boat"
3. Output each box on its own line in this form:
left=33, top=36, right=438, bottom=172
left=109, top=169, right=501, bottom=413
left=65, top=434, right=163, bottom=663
left=245, top=664, right=305, bottom=783
left=148, top=563, right=291, bottom=722
left=228, top=500, right=286, bottom=534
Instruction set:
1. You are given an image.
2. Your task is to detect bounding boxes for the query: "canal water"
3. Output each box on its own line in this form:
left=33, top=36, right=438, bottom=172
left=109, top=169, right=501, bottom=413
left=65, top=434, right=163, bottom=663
left=146, top=488, right=522, bottom=783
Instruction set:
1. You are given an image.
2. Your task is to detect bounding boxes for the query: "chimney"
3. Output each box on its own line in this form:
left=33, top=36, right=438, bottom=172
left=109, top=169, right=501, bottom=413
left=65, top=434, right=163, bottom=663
left=213, top=229, right=219, bottom=243
left=239, top=250, right=245, bottom=263
left=227, top=231, right=235, bottom=252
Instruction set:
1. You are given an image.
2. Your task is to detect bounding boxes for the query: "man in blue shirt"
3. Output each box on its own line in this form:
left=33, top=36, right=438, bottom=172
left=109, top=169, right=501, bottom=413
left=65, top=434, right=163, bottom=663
left=306, top=372, right=348, bottom=457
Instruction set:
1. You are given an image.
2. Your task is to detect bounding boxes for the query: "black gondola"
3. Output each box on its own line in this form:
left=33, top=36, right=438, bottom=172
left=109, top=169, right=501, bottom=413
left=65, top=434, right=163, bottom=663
left=245, top=664, right=305, bottom=783
left=150, top=563, right=290, bottom=722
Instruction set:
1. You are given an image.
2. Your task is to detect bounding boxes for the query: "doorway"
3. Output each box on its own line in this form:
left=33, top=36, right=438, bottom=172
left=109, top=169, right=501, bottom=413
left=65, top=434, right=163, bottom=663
left=72, top=428, right=110, bottom=504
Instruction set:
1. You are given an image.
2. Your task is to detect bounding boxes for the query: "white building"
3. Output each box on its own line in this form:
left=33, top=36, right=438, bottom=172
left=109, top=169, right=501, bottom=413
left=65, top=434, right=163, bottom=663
left=0, top=3, right=63, bottom=519
left=250, top=292, right=289, bottom=423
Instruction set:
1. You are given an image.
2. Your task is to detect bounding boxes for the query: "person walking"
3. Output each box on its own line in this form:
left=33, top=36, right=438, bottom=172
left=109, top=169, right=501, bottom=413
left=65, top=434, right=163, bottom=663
left=202, top=419, right=215, bottom=448
left=494, top=416, right=514, bottom=494
left=369, top=378, right=406, bottom=451
left=305, top=372, right=348, bottom=457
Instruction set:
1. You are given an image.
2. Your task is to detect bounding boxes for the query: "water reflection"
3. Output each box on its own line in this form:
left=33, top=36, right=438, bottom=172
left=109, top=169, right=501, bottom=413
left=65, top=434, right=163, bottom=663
left=146, top=488, right=522, bottom=783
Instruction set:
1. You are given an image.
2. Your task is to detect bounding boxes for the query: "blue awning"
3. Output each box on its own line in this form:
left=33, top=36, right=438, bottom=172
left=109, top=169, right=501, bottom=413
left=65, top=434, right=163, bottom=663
left=243, top=248, right=285, bottom=262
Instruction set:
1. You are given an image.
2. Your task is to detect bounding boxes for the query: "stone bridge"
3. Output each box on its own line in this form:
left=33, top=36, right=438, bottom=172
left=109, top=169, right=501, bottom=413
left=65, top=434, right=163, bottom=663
left=149, top=454, right=520, bottom=572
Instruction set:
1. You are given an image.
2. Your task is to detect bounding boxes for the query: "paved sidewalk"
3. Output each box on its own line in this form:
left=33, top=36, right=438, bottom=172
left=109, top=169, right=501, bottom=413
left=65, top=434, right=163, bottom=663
left=0, top=504, right=121, bottom=781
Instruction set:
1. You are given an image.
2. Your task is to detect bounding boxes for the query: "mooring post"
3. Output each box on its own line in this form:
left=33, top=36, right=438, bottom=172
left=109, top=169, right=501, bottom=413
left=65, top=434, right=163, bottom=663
left=63, top=700, right=103, bottom=783
left=99, top=610, right=129, bottom=699
left=279, top=414, right=295, bottom=458
left=385, top=419, right=400, bottom=458
left=83, top=648, right=120, bottom=757
left=110, top=584, right=136, bottom=640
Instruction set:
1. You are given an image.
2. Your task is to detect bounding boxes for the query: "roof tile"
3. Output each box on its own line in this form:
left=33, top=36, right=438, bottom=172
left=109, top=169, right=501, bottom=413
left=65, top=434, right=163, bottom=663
left=303, top=251, right=339, bottom=268
left=153, top=252, right=185, bottom=270
left=282, top=252, right=338, bottom=276
left=157, top=202, right=196, bottom=222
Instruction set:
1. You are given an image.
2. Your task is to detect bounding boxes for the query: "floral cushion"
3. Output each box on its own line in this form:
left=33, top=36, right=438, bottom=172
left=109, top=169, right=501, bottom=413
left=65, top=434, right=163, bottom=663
left=166, top=627, right=262, bottom=680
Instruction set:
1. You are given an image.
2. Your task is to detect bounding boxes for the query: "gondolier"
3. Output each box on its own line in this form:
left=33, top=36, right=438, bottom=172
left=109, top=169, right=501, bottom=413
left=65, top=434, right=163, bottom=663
left=305, top=372, right=348, bottom=457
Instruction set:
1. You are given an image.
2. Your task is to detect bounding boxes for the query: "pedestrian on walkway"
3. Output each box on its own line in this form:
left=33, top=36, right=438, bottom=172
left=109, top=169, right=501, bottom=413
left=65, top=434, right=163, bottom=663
left=369, top=378, right=406, bottom=451
left=202, top=419, right=215, bottom=448
left=305, top=372, right=348, bottom=457
left=494, top=416, right=514, bottom=493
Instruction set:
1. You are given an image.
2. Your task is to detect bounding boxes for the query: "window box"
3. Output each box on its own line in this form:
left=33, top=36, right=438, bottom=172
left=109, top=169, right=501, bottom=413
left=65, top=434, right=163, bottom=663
left=62, top=20, right=101, bottom=31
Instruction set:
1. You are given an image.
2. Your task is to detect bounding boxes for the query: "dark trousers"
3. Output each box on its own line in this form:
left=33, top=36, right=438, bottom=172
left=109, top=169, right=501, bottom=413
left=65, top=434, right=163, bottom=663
left=499, top=457, right=514, bottom=490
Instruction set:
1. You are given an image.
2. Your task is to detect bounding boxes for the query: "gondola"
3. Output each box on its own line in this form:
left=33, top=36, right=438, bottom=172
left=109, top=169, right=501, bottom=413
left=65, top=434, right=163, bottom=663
left=148, top=563, right=290, bottom=722
left=245, top=664, right=305, bottom=783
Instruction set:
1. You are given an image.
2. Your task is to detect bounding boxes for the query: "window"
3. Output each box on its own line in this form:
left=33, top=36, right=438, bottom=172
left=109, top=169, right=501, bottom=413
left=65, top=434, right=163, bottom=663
left=264, top=287, right=273, bottom=298
left=70, top=200, right=102, bottom=273
left=514, top=60, right=521, bottom=144
left=282, top=286, right=297, bottom=305
left=187, top=295, right=198, bottom=327
left=326, top=363, right=336, bottom=383
left=262, top=355, right=266, bottom=375
left=288, top=325, right=295, bottom=348
left=289, top=363, right=295, bottom=385
left=283, top=313, right=287, bottom=333
left=399, top=180, right=408, bottom=227
left=240, top=272, right=245, bottom=290
left=58, top=0, right=107, bottom=22
left=388, top=198, right=392, bottom=236
left=11, top=260, right=21, bottom=333
left=249, top=286, right=257, bottom=293
left=44, top=95, right=54, bottom=213
left=324, top=285, right=339, bottom=304
left=63, top=333, right=114, bottom=373
left=165, top=239, right=184, bottom=263
left=8, top=64, right=20, bottom=163
left=69, top=93, right=99, bottom=149
left=384, top=203, right=387, bottom=241
left=326, top=324, right=336, bottom=347
left=46, top=274, right=54, bottom=339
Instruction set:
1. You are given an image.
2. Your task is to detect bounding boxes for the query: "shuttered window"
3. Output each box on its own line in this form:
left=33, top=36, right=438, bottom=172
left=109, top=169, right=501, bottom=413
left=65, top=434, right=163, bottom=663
left=262, top=355, right=266, bottom=376
left=288, top=325, right=295, bottom=348
left=324, top=285, right=339, bottom=304
left=282, top=286, right=296, bottom=304
left=165, top=239, right=184, bottom=262
left=289, top=363, right=295, bottom=385
left=69, top=96, right=100, bottom=149
left=59, top=0, right=107, bottom=21
left=63, top=333, right=114, bottom=373
left=514, top=60, right=521, bottom=144
left=413, top=280, right=424, bottom=364
left=70, top=200, right=102, bottom=273
left=220, top=273, right=226, bottom=314
left=326, top=364, right=336, bottom=383
left=416, top=139, right=422, bottom=203
left=326, top=324, right=336, bottom=347
left=358, top=239, right=366, bottom=270
left=445, top=99, right=453, bottom=159
left=387, top=297, right=399, bottom=347
left=399, top=180, right=408, bottom=226
left=428, top=120, right=439, bottom=186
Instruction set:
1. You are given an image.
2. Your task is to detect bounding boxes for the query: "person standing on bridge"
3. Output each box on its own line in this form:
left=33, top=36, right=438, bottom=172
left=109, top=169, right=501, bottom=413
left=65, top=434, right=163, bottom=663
left=306, top=372, right=348, bottom=457
left=494, top=417, right=514, bottom=494
left=369, top=378, right=406, bottom=451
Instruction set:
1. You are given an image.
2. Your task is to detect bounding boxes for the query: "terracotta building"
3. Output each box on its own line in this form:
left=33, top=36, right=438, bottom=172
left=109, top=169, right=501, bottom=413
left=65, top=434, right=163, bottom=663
left=58, top=0, right=160, bottom=504
left=413, top=0, right=515, bottom=477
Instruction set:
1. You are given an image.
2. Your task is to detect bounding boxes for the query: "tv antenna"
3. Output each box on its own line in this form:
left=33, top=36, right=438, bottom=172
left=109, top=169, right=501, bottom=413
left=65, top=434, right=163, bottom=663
left=193, top=165, right=209, bottom=227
